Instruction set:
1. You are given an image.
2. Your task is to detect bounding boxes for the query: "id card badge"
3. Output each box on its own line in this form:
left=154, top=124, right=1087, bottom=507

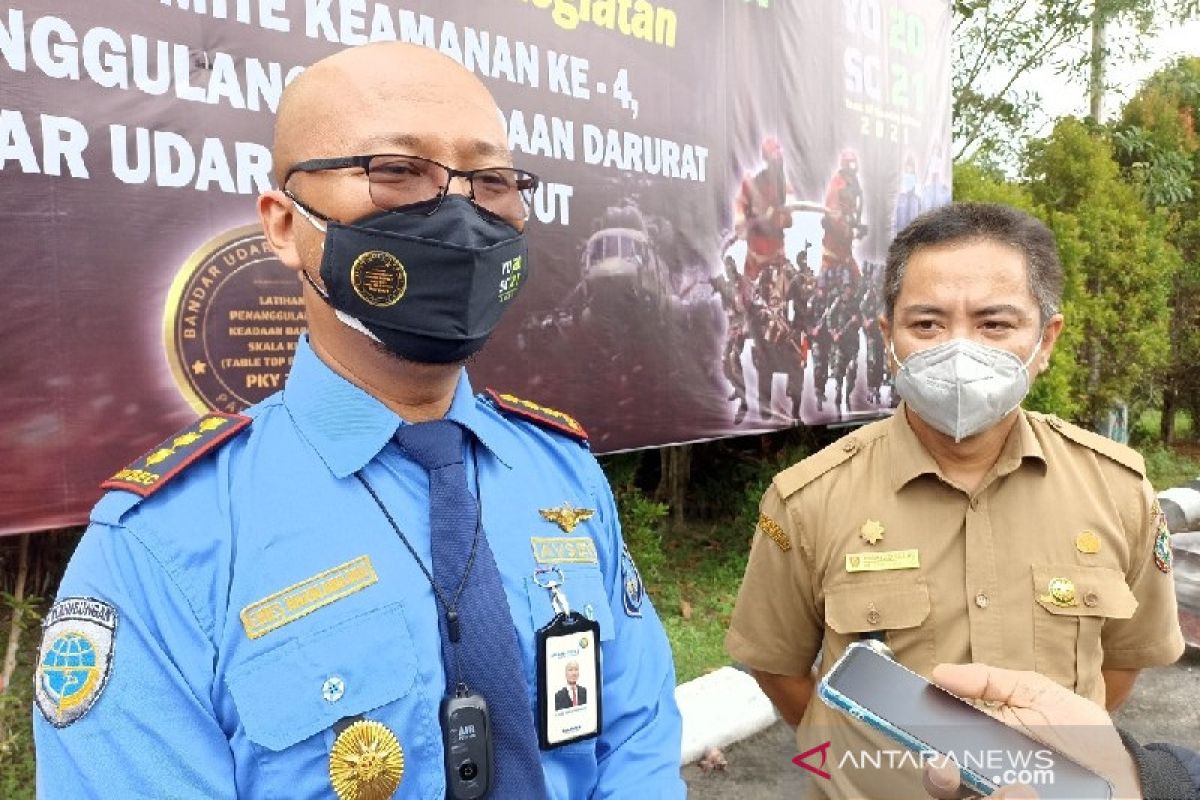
left=533, top=568, right=602, bottom=750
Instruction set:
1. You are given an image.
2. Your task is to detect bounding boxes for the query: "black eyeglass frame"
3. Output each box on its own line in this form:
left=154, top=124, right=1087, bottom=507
left=281, top=154, right=541, bottom=220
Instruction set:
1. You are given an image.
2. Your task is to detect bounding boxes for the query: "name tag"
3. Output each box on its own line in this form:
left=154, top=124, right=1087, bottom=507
left=845, top=549, right=920, bottom=573
left=240, top=555, right=378, bottom=639
left=531, top=537, right=599, bottom=565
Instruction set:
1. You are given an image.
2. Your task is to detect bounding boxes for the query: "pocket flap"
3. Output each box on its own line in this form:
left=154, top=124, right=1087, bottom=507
left=1032, top=565, right=1137, bottom=619
left=526, top=565, right=616, bottom=642
left=825, top=580, right=931, bottom=634
left=227, top=603, right=417, bottom=752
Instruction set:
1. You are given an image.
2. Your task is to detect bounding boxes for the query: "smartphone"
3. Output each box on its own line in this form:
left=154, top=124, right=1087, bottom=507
left=817, top=641, right=1114, bottom=799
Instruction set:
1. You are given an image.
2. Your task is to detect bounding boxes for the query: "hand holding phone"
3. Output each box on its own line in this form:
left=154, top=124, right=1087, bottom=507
left=817, top=641, right=1120, bottom=799
left=922, top=663, right=1142, bottom=800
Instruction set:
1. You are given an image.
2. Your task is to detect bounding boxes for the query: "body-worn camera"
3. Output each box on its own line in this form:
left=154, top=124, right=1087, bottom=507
left=440, top=691, right=493, bottom=800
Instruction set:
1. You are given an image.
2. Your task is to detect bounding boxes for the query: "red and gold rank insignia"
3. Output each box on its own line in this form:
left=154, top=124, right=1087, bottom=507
left=100, top=413, right=250, bottom=497
left=485, top=389, right=588, bottom=441
left=329, top=719, right=405, bottom=800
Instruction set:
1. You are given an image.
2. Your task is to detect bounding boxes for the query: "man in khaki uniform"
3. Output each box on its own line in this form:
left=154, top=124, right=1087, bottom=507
left=726, top=202, right=1184, bottom=799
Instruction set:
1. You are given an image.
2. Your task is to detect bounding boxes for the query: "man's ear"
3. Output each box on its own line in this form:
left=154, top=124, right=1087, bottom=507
left=258, top=190, right=304, bottom=272
left=1035, top=312, right=1065, bottom=375
left=879, top=314, right=896, bottom=374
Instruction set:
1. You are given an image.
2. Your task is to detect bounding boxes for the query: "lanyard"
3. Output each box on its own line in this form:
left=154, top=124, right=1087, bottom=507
left=353, top=447, right=483, bottom=692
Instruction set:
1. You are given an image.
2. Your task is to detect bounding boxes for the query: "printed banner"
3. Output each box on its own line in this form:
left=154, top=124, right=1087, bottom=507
left=0, top=0, right=952, bottom=534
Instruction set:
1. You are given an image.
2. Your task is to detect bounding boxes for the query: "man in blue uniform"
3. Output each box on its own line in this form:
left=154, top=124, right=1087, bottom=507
left=33, top=42, right=684, bottom=799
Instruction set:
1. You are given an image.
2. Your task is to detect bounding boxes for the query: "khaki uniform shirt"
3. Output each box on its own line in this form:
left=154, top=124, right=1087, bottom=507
left=726, top=406, right=1184, bottom=799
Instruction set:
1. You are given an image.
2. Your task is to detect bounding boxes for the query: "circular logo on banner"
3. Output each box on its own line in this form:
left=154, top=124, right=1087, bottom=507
left=164, top=225, right=306, bottom=414
left=350, top=250, right=407, bottom=307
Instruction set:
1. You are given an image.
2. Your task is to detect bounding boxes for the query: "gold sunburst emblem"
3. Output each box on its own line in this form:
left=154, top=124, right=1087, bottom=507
left=329, top=720, right=405, bottom=800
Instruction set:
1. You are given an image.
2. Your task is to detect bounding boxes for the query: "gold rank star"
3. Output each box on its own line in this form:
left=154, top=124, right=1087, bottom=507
left=191, top=360, right=207, bottom=375
left=860, top=519, right=885, bottom=545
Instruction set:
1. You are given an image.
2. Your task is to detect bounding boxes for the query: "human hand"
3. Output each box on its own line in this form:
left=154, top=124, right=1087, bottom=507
left=920, top=663, right=1141, bottom=800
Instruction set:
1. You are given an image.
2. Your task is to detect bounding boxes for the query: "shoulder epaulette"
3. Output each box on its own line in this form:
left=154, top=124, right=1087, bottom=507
left=484, top=389, right=588, bottom=442
left=100, top=412, right=251, bottom=498
left=1031, top=412, right=1145, bottom=476
left=773, top=420, right=886, bottom=498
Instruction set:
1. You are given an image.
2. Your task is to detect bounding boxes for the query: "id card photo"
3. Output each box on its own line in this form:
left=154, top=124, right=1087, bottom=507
left=539, top=625, right=600, bottom=748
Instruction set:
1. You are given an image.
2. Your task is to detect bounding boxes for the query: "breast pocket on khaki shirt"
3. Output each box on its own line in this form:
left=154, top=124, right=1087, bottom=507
left=1031, top=564, right=1138, bottom=701
left=825, top=579, right=934, bottom=673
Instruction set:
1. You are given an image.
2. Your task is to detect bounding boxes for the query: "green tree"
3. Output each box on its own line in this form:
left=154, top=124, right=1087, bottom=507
left=1114, top=57, right=1200, bottom=440
left=1025, top=118, right=1176, bottom=428
left=953, top=1, right=1197, bottom=164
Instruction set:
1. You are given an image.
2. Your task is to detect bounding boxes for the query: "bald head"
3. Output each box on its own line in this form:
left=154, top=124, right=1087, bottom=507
left=273, top=43, right=508, bottom=185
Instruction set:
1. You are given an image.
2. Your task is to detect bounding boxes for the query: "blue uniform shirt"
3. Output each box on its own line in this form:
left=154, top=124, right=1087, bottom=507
left=34, top=337, right=684, bottom=799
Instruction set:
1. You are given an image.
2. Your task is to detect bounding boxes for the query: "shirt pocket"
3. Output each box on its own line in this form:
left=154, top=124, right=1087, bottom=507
left=227, top=602, right=441, bottom=800
left=1031, top=564, right=1138, bottom=701
left=825, top=579, right=934, bottom=673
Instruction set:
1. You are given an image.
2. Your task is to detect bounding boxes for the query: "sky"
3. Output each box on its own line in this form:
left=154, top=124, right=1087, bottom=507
left=1028, top=17, right=1200, bottom=132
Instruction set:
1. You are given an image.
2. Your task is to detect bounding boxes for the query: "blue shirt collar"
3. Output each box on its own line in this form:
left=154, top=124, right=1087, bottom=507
left=283, top=337, right=516, bottom=477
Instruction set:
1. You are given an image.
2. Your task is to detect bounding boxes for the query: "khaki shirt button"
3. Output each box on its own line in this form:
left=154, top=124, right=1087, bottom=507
left=843, top=439, right=859, bottom=454
left=969, top=497, right=980, bottom=511
left=866, top=608, right=881, bottom=625
left=974, top=593, right=989, bottom=609
left=1083, top=591, right=1099, bottom=608
left=1048, top=416, right=1063, bottom=430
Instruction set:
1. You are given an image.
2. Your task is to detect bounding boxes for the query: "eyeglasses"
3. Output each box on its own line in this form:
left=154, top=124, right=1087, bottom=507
left=283, top=154, right=540, bottom=221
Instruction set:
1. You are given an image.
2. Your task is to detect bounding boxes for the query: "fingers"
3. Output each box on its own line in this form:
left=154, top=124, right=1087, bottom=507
left=921, top=757, right=964, bottom=799
left=931, top=663, right=1049, bottom=709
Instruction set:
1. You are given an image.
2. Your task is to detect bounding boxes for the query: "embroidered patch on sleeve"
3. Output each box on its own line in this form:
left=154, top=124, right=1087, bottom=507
left=757, top=513, right=792, bottom=552
left=35, top=597, right=118, bottom=728
left=620, top=541, right=644, bottom=618
left=240, top=556, right=379, bottom=639
left=1153, top=502, right=1173, bottom=574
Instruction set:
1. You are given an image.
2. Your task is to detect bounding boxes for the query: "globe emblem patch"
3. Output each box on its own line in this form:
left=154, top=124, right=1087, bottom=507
left=35, top=597, right=117, bottom=727
left=41, top=633, right=99, bottom=706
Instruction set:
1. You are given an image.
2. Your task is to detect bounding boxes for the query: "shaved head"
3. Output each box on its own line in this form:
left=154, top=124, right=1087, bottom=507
left=273, top=43, right=508, bottom=185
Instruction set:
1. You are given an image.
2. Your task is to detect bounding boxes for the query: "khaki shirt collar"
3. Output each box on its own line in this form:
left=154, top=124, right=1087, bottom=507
left=889, top=403, right=1047, bottom=491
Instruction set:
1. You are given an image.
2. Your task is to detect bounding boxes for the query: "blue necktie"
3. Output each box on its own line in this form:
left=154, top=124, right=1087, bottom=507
left=396, top=420, right=547, bottom=800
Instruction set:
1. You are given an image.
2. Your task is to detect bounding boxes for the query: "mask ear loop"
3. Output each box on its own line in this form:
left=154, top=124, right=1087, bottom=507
left=283, top=190, right=333, bottom=302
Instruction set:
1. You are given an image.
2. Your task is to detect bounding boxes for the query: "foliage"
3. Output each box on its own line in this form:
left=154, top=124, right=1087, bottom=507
left=1115, top=58, right=1200, bottom=438
left=599, top=433, right=824, bottom=682
left=1025, top=118, right=1175, bottom=427
left=1142, top=442, right=1200, bottom=490
left=952, top=1, right=1198, bottom=164
left=0, top=610, right=37, bottom=800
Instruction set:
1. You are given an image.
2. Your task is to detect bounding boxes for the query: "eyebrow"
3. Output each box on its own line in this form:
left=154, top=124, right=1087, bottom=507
left=358, top=133, right=510, bottom=160
left=900, top=303, right=1030, bottom=318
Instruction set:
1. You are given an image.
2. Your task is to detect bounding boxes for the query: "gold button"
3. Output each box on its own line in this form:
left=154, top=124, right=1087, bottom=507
left=1083, top=591, right=1099, bottom=608
left=975, top=593, right=989, bottom=609
left=866, top=608, right=881, bottom=626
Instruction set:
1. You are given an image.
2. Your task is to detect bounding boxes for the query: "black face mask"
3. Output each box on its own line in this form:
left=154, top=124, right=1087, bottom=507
left=300, top=195, right=529, bottom=364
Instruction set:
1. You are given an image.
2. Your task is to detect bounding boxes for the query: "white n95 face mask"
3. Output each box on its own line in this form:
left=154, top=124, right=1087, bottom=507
left=892, top=336, right=1042, bottom=442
